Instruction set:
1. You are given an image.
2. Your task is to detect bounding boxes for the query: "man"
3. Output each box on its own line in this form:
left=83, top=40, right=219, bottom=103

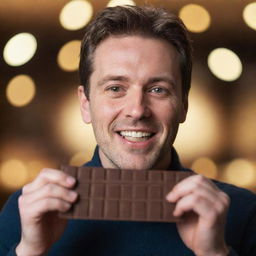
left=0, top=5, right=255, bottom=256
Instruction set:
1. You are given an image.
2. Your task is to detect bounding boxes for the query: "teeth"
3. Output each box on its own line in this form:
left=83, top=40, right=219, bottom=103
left=119, top=131, right=152, bottom=138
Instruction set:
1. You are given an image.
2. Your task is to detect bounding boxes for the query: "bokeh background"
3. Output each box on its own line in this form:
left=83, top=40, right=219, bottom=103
left=1, top=0, right=256, bottom=208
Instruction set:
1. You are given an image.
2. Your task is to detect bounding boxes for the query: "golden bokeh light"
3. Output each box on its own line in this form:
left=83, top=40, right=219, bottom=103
left=3, top=32, right=37, bottom=66
left=57, top=40, right=81, bottom=71
left=107, top=0, right=136, bottom=7
left=191, top=157, right=218, bottom=179
left=232, top=95, right=256, bottom=157
left=0, top=159, right=29, bottom=190
left=179, top=4, right=211, bottom=33
left=70, top=150, right=93, bottom=166
left=243, top=2, right=256, bottom=31
left=59, top=0, right=93, bottom=31
left=208, top=48, right=242, bottom=81
left=58, top=93, right=97, bottom=153
left=0, top=141, right=58, bottom=187
left=174, top=84, right=222, bottom=160
left=6, top=74, right=36, bottom=107
left=27, top=160, right=45, bottom=182
left=223, top=159, right=256, bottom=187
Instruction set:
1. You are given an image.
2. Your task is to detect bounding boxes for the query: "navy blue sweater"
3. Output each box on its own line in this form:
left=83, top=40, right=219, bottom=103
left=1, top=148, right=256, bottom=255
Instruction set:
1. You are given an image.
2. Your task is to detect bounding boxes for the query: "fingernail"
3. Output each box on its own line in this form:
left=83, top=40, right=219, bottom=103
left=69, top=191, right=77, bottom=199
left=66, top=176, right=76, bottom=185
left=173, top=209, right=178, bottom=217
left=166, top=193, right=174, bottom=202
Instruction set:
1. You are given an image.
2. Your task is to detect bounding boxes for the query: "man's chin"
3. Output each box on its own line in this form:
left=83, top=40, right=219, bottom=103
left=114, top=155, right=158, bottom=170
left=99, top=145, right=163, bottom=170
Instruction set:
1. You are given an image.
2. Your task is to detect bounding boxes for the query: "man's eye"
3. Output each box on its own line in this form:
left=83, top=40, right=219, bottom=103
left=105, top=85, right=125, bottom=97
left=150, top=87, right=167, bottom=94
left=109, top=86, right=120, bottom=92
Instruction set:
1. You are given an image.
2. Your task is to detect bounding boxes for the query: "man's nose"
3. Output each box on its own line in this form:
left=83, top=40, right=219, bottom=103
left=124, top=90, right=151, bottom=120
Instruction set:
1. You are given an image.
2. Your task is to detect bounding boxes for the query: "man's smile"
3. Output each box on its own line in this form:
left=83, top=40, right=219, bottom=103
left=117, top=130, right=155, bottom=142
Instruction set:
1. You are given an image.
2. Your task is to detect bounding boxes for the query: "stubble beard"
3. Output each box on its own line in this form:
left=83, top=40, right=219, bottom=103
left=94, top=118, right=176, bottom=170
left=98, top=139, right=170, bottom=170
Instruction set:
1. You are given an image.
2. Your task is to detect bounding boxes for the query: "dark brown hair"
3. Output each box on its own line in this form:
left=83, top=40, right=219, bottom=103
left=79, top=5, right=192, bottom=98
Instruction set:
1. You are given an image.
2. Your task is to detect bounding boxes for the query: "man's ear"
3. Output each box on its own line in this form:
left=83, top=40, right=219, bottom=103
left=78, top=85, right=91, bottom=124
left=179, top=94, right=188, bottom=123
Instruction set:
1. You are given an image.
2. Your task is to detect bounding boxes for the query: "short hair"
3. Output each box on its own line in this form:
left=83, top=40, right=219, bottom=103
left=79, top=5, right=192, bottom=98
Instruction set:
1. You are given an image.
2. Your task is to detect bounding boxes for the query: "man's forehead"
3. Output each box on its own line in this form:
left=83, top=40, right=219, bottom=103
left=89, top=35, right=181, bottom=87
left=93, top=35, right=178, bottom=57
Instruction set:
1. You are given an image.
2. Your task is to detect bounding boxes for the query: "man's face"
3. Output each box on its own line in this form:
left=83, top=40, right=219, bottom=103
left=79, top=35, right=188, bottom=170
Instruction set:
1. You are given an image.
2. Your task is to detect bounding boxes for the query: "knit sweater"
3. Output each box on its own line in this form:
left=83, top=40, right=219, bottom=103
left=1, top=147, right=256, bottom=255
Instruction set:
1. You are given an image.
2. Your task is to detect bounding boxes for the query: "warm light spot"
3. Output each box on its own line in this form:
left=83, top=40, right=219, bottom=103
left=57, top=93, right=97, bottom=153
left=191, top=157, right=218, bottom=179
left=243, top=3, right=256, bottom=31
left=70, top=151, right=93, bottom=166
left=179, top=4, right=210, bottom=33
left=224, top=159, right=256, bottom=187
left=0, top=159, right=29, bottom=190
left=232, top=94, right=256, bottom=156
left=208, top=48, right=242, bottom=81
left=107, top=0, right=136, bottom=7
left=3, top=33, right=37, bottom=66
left=57, top=40, right=81, bottom=71
left=27, top=160, right=45, bottom=181
left=60, top=0, right=93, bottom=31
left=174, top=84, right=222, bottom=160
left=6, top=75, right=36, bottom=107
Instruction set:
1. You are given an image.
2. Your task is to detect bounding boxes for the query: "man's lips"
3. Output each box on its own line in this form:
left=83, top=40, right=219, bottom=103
left=116, top=130, right=156, bottom=142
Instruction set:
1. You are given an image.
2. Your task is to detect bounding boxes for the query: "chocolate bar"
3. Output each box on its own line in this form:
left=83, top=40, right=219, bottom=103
left=60, top=166, right=193, bottom=222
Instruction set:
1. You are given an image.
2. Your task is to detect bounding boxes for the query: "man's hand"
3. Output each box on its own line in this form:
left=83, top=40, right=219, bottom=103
left=16, top=168, right=78, bottom=256
left=166, top=175, right=230, bottom=256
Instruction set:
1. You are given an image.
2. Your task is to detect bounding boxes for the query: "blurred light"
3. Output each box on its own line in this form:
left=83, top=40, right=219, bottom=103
left=243, top=3, right=256, bottom=31
left=191, top=157, right=218, bottom=179
left=6, top=74, right=36, bottom=107
left=223, top=159, right=256, bottom=187
left=174, top=84, right=222, bottom=160
left=60, top=0, right=93, bottom=31
left=0, top=141, right=57, bottom=185
left=107, top=0, right=136, bottom=7
left=208, top=48, right=242, bottom=81
left=57, top=40, right=81, bottom=71
left=70, top=151, right=93, bottom=166
left=3, top=33, right=37, bottom=66
left=179, top=4, right=210, bottom=33
left=27, top=160, right=45, bottom=181
left=58, top=93, right=97, bottom=153
left=231, top=94, right=256, bottom=157
left=0, top=159, right=29, bottom=190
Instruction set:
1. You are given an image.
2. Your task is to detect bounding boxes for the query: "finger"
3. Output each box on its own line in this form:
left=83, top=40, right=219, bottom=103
left=173, top=193, right=214, bottom=218
left=19, top=196, right=73, bottom=217
left=168, top=187, right=216, bottom=207
left=23, top=168, right=76, bottom=194
left=20, top=183, right=78, bottom=206
left=173, top=193, right=228, bottom=223
left=166, top=175, right=218, bottom=202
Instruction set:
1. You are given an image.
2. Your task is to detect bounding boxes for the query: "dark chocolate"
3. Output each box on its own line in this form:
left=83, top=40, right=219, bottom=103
left=60, top=166, right=193, bottom=222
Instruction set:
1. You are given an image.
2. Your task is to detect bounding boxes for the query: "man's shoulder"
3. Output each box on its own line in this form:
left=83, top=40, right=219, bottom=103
left=0, top=189, right=22, bottom=252
left=0, top=189, right=21, bottom=214
left=184, top=168, right=256, bottom=204
left=214, top=179, right=256, bottom=227
left=214, top=180, right=256, bottom=203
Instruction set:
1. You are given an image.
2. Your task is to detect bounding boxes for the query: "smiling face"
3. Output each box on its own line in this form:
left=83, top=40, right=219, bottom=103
left=78, top=35, right=188, bottom=170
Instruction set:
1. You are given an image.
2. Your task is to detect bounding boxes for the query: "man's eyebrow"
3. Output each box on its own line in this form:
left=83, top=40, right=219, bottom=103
left=97, top=75, right=129, bottom=86
left=146, top=76, right=176, bottom=87
left=97, top=75, right=176, bottom=87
